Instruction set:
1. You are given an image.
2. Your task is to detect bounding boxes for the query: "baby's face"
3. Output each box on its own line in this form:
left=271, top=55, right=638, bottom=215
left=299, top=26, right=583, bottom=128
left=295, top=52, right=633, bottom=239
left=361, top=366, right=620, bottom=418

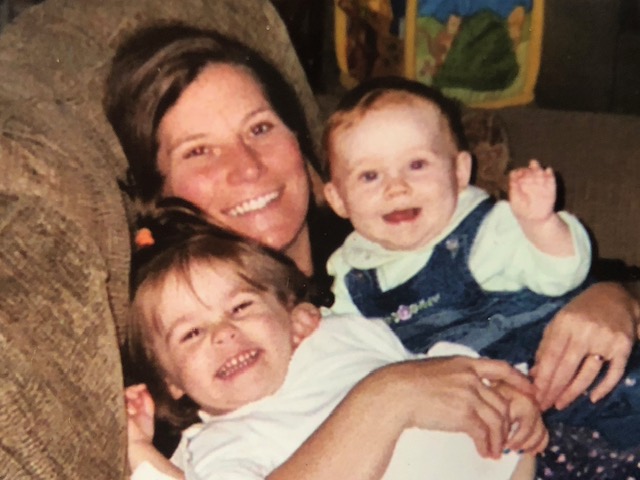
left=325, top=100, right=471, bottom=251
left=146, top=262, right=305, bottom=415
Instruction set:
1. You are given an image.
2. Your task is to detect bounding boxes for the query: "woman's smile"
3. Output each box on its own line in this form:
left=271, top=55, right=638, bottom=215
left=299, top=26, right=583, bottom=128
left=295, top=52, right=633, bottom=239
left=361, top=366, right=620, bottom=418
left=226, top=190, right=281, bottom=218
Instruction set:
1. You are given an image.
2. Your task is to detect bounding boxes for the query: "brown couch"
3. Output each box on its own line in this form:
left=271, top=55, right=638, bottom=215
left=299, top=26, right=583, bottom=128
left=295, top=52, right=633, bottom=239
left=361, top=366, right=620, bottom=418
left=0, top=0, right=323, bottom=478
left=1, top=0, right=639, bottom=478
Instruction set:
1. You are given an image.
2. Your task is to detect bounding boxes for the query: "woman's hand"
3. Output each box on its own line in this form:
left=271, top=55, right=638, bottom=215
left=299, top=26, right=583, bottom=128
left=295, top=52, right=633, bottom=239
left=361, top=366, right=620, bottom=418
left=531, top=282, right=639, bottom=411
left=392, top=356, right=535, bottom=459
left=495, top=382, right=548, bottom=455
left=271, top=355, right=533, bottom=480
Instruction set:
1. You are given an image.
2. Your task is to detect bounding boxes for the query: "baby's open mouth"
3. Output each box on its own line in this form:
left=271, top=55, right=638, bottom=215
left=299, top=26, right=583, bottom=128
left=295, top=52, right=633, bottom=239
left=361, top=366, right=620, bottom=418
left=216, top=349, right=260, bottom=379
left=227, top=191, right=280, bottom=217
left=383, top=208, right=421, bottom=223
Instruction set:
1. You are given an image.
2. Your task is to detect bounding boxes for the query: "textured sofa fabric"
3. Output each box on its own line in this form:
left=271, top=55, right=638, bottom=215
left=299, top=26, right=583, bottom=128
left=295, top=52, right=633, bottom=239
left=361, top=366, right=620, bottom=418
left=0, top=0, right=322, bottom=478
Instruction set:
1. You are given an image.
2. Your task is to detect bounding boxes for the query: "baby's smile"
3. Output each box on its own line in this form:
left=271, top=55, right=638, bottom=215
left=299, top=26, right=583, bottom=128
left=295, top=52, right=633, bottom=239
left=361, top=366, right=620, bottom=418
left=383, top=208, right=421, bottom=224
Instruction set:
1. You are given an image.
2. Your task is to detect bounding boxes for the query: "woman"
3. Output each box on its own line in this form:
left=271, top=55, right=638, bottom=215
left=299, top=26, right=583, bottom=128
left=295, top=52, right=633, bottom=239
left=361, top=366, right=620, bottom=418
left=104, top=23, right=639, bottom=477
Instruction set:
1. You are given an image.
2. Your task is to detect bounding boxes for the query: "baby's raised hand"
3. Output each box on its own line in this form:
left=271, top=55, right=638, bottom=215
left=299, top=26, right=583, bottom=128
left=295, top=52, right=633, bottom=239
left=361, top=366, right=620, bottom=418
left=125, top=383, right=155, bottom=446
left=509, top=160, right=556, bottom=223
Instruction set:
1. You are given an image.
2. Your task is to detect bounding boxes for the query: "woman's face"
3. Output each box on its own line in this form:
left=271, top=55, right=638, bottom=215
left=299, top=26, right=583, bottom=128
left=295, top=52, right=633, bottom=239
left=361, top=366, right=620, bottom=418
left=156, top=64, right=310, bottom=254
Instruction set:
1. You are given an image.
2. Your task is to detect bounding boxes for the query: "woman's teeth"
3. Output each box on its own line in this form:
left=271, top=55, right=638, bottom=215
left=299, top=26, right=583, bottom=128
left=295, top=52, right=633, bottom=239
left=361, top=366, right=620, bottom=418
left=228, top=191, right=279, bottom=217
left=216, top=350, right=259, bottom=378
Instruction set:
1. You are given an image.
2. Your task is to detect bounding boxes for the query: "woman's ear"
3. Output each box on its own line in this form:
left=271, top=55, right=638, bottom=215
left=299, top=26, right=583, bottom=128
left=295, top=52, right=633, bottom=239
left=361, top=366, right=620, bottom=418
left=323, top=182, right=349, bottom=219
left=455, top=151, right=473, bottom=191
left=290, top=302, right=322, bottom=347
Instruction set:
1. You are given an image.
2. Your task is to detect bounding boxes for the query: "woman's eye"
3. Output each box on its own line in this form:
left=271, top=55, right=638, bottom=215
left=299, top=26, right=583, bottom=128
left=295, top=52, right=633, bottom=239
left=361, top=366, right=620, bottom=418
left=359, top=171, right=378, bottom=182
left=409, top=159, right=427, bottom=170
left=180, top=327, right=201, bottom=343
left=183, top=145, right=210, bottom=160
left=250, top=121, right=273, bottom=136
left=231, top=300, right=253, bottom=315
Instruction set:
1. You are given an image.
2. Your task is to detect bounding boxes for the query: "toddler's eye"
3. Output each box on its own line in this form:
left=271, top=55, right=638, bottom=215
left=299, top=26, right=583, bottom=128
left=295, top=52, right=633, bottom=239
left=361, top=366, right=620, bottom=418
left=232, top=300, right=253, bottom=315
left=180, top=327, right=201, bottom=343
left=409, top=159, right=427, bottom=170
left=359, top=171, right=378, bottom=182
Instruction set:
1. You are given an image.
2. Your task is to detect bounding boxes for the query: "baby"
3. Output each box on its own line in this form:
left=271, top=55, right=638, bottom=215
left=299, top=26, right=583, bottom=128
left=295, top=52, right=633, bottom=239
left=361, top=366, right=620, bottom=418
left=322, top=76, right=640, bottom=450
left=323, top=76, right=591, bottom=361
left=124, top=202, right=543, bottom=480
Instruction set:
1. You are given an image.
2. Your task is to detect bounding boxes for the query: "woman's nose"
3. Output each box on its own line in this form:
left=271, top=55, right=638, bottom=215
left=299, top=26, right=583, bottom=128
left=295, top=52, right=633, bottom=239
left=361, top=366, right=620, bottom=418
left=226, top=140, right=265, bottom=184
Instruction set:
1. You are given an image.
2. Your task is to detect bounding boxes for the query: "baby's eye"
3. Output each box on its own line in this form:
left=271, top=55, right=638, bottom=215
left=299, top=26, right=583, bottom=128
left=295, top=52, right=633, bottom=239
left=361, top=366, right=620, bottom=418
left=180, top=327, right=202, bottom=343
left=358, top=170, right=378, bottom=182
left=409, top=159, right=427, bottom=170
left=231, top=300, right=253, bottom=315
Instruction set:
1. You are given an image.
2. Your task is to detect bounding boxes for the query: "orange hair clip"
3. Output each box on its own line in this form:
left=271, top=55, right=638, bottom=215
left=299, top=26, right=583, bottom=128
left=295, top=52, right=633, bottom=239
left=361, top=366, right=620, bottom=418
left=134, top=227, right=155, bottom=249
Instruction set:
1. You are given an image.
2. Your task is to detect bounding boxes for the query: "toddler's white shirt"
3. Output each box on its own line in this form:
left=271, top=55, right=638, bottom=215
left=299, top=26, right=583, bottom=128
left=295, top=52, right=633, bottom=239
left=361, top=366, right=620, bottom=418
left=132, top=314, right=521, bottom=479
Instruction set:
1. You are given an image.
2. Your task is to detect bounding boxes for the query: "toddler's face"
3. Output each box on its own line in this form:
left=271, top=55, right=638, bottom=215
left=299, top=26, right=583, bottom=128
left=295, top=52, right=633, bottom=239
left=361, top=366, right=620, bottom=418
left=325, top=100, right=471, bottom=251
left=145, top=261, right=311, bottom=415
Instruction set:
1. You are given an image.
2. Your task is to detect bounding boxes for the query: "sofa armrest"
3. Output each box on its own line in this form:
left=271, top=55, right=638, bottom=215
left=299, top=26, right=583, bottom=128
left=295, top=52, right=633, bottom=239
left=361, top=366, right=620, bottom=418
left=0, top=193, right=127, bottom=478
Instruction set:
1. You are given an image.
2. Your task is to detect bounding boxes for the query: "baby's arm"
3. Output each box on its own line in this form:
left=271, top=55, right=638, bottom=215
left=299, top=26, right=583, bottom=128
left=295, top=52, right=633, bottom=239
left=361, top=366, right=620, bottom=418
left=494, top=381, right=548, bottom=455
left=125, top=384, right=184, bottom=480
left=509, top=160, right=574, bottom=257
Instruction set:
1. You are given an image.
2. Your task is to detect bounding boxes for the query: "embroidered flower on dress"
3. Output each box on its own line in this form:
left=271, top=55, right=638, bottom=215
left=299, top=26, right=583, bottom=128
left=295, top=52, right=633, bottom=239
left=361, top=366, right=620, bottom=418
left=384, top=294, right=441, bottom=324
left=397, top=305, right=412, bottom=321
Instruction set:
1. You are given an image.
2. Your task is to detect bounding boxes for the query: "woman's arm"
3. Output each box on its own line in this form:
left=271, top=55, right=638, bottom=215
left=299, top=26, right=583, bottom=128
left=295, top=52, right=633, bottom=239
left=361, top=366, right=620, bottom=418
left=531, top=282, right=640, bottom=411
left=270, top=356, right=534, bottom=480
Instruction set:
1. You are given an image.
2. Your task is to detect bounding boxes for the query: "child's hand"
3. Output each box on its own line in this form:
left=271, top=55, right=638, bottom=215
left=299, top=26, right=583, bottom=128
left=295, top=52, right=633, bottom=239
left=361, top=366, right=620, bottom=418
left=495, top=381, right=548, bottom=455
left=125, top=385, right=184, bottom=478
left=125, top=383, right=155, bottom=446
left=509, top=159, right=556, bottom=223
